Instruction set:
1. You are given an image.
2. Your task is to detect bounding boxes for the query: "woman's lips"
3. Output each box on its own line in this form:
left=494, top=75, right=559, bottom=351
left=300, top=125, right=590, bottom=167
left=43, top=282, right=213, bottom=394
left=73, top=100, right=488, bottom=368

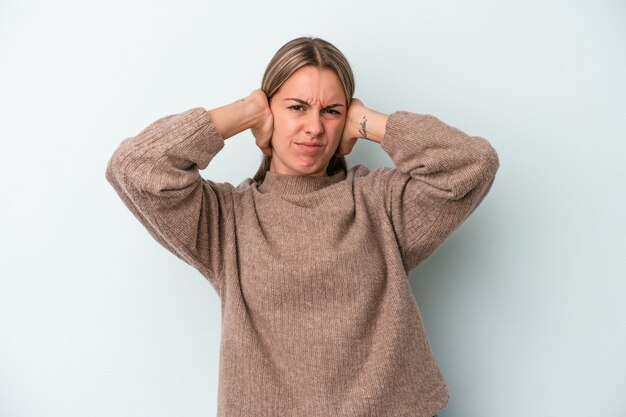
left=296, top=143, right=324, bottom=154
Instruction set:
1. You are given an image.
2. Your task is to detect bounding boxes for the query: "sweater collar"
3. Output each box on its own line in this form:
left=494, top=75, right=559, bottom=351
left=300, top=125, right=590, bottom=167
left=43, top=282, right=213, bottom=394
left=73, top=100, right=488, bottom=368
left=257, top=170, right=346, bottom=196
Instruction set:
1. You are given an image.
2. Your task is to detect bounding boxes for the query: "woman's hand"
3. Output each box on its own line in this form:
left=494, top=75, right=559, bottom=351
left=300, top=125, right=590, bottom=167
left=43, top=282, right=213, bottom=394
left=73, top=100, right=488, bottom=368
left=248, top=89, right=274, bottom=156
left=207, top=89, right=273, bottom=149
left=336, top=98, right=366, bottom=156
left=336, top=99, right=389, bottom=156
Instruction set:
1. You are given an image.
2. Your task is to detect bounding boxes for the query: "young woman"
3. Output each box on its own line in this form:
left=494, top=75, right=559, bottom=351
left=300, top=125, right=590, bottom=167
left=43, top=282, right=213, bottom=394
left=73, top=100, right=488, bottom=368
left=106, top=36, right=499, bottom=417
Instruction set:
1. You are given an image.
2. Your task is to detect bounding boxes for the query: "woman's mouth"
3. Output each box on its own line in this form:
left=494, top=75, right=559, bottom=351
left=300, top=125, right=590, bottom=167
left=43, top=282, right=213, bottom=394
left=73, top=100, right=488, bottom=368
left=296, top=142, right=324, bottom=154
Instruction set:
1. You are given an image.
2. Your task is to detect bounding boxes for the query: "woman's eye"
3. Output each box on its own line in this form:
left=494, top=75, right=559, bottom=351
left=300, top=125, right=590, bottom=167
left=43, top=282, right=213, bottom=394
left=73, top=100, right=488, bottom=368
left=289, top=105, right=304, bottom=111
left=323, top=109, right=341, bottom=115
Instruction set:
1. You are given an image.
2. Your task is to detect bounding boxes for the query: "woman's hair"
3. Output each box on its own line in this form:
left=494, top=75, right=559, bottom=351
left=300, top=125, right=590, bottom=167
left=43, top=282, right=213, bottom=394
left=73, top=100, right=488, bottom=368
left=253, top=37, right=355, bottom=184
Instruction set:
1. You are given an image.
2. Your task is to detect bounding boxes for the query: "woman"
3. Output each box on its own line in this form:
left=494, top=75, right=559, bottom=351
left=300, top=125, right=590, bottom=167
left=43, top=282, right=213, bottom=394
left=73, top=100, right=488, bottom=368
left=106, top=37, right=499, bottom=417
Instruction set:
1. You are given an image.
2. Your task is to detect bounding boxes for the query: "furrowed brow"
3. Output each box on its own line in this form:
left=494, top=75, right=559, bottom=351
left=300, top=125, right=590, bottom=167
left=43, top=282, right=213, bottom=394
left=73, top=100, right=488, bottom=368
left=285, top=98, right=345, bottom=108
left=285, top=98, right=311, bottom=106
left=324, top=103, right=345, bottom=109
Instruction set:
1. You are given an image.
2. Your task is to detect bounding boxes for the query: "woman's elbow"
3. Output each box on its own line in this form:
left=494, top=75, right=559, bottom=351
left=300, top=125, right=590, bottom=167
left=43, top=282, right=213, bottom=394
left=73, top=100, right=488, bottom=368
left=451, top=140, right=500, bottom=200
left=105, top=139, right=136, bottom=190
left=482, top=141, right=500, bottom=180
left=105, top=154, right=122, bottom=188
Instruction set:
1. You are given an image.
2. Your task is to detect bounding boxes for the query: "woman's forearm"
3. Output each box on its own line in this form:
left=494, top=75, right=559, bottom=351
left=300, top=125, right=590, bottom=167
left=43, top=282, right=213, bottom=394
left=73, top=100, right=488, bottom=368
left=337, top=99, right=389, bottom=156
left=207, top=93, right=268, bottom=140
left=343, top=100, right=389, bottom=143
left=360, top=107, right=389, bottom=144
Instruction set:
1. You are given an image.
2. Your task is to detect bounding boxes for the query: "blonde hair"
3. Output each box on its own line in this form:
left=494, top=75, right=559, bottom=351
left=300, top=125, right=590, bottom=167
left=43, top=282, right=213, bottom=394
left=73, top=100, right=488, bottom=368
left=253, top=37, right=355, bottom=184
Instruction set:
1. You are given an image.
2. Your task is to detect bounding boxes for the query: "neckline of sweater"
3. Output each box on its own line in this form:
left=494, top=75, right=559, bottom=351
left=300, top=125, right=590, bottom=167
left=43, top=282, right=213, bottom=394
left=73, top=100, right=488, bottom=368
left=256, top=169, right=347, bottom=196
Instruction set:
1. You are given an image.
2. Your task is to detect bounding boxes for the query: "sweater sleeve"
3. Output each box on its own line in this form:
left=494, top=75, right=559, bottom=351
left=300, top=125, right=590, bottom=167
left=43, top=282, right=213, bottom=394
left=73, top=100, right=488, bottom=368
left=105, top=107, right=232, bottom=295
left=373, top=111, right=500, bottom=272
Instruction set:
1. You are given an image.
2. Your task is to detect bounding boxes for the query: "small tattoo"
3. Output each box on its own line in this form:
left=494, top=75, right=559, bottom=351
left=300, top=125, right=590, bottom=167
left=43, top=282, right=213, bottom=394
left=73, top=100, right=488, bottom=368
left=358, top=116, right=368, bottom=138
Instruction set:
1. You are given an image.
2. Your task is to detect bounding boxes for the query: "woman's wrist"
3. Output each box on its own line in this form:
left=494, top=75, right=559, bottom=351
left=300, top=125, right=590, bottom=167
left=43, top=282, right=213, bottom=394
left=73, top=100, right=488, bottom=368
left=244, top=90, right=272, bottom=133
left=354, top=106, right=388, bottom=144
left=344, top=99, right=388, bottom=144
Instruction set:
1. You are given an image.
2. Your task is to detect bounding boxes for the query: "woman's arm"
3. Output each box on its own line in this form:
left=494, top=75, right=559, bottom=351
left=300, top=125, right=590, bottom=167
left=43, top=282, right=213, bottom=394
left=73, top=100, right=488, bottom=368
left=208, top=89, right=273, bottom=153
left=105, top=91, right=272, bottom=294
left=345, top=100, right=500, bottom=272
left=336, top=98, right=388, bottom=155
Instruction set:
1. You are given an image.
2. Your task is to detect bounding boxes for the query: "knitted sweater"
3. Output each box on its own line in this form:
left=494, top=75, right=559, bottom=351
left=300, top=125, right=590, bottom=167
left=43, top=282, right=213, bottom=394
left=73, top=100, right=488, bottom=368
left=106, top=107, right=499, bottom=417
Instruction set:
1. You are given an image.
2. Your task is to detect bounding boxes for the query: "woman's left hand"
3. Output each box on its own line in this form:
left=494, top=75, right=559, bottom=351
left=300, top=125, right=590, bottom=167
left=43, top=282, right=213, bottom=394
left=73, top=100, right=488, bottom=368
left=336, top=98, right=367, bottom=156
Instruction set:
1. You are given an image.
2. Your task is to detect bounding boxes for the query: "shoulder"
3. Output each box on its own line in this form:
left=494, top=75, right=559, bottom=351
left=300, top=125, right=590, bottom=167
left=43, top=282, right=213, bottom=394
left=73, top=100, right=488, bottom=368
left=228, top=177, right=260, bottom=200
left=346, top=164, right=405, bottom=206
left=347, top=163, right=402, bottom=185
left=235, top=177, right=255, bottom=189
left=199, top=178, right=238, bottom=197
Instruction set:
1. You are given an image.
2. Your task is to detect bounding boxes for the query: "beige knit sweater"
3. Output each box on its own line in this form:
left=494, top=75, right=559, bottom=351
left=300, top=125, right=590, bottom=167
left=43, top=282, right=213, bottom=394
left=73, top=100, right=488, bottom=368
left=106, top=107, right=499, bottom=417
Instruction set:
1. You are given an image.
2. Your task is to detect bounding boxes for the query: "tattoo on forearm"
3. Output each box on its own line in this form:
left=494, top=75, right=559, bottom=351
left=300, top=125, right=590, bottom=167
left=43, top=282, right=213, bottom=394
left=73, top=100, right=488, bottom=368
left=358, top=116, right=368, bottom=138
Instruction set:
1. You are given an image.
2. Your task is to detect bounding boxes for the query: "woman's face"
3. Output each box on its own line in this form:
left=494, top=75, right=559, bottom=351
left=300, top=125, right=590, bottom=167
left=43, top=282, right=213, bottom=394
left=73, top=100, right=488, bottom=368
left=269, top=65, right=347, bottom=177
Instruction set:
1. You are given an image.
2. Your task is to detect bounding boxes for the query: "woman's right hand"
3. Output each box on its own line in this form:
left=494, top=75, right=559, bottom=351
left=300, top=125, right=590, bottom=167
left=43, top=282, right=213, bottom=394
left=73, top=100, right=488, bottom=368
left=207, top=89, right=273, bottom=148
left=248, top=89, right=274, bottom=156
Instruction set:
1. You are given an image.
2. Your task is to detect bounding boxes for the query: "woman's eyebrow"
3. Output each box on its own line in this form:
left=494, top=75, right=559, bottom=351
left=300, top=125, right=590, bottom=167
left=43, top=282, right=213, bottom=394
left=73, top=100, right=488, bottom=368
left=285, top=98, right=345, bottom=108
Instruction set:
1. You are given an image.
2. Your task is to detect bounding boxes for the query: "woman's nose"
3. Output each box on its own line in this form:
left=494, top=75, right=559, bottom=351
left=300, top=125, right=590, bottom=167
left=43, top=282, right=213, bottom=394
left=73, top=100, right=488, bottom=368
left=304, top=112, right=325, bottom=137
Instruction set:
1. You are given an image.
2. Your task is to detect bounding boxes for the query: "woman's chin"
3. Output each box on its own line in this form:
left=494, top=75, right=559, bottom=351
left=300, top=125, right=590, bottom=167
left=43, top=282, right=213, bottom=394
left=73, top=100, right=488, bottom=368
left=270, top=156, right=329, bottom=176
